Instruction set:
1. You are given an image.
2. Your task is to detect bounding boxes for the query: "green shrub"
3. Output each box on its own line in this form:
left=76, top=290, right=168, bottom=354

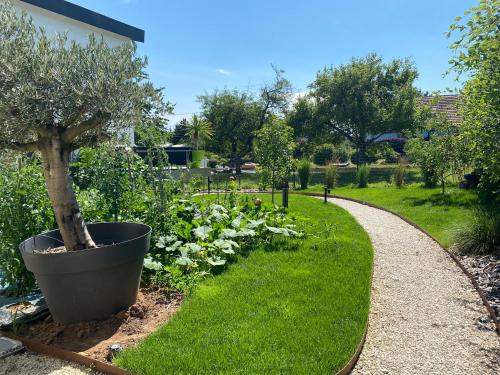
left=382, top=144, right=400, bottom=164
left=357, top=164, right=370, bottom=188
left=452, top=209, right=500, bottom=254
left=332, top=144, right=350, bottom=163
left=325, top=164, right=337, bottom=189
left=393, top=163, right=406, bottom=188
left=0, top=156, right=55, bottom=295
left=313, top=144, right=335, bottom=165
left=297, top=159, right=311, bottom=189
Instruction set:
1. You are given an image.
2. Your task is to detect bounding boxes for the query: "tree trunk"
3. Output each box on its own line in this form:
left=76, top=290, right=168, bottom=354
left=39, top=133, right=96, bottom=251
left=358, top=143, right=367, bottom=166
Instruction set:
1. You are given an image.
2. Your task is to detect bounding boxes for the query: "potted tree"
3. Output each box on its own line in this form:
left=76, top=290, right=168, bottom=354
left=186, top=114, right=213, bottom=167
left=0, top=4, right=166, bottom=322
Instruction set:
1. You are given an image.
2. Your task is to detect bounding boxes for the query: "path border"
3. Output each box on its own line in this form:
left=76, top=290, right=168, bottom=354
left=294, top=191, right=500, bottom=337
left=0, top=330, right=133, bottom=375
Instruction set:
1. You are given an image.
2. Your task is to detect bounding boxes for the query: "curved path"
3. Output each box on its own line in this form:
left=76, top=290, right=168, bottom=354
left=324, top=197, right=500, bottom=375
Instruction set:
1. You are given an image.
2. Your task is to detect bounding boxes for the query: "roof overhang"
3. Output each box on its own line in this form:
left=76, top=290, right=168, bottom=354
left=20, top=0, right=145, bottom=42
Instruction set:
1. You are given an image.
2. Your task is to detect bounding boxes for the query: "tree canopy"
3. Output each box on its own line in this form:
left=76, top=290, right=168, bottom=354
left=448, top=0, right=500, bottom=195
left=309, top=53, right=420, bottom=164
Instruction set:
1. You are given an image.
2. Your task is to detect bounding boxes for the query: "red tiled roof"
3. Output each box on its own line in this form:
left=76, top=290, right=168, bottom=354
left=419, top=94, right=462, bottom=124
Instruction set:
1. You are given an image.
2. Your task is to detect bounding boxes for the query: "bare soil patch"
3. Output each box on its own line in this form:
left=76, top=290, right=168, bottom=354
left=14, top=288, right=182, bottom=363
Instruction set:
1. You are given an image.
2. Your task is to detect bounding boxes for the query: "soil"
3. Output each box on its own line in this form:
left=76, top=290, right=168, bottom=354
left=14, top=288, right=182, bottom=363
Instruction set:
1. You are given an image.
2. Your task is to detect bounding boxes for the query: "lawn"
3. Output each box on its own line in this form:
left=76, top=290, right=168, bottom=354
left=115, top=195, right=373, bottom=374
left=304, top=183, right=477, bottom=248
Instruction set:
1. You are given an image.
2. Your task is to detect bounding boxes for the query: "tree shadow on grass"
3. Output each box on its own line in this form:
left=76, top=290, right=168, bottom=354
left=402, top=191, right=476, bottom=209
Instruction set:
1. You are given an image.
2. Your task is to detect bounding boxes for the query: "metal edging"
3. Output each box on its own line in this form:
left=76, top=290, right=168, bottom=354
left=0, top=331, right=134, bottom=375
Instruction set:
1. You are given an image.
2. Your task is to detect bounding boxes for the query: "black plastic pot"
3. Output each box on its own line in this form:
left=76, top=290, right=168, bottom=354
left=19, top=222, right=151, bottom=324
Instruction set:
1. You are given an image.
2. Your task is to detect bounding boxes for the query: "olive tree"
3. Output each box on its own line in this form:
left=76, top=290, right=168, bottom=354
left=0, top=4, right=167, bottom=250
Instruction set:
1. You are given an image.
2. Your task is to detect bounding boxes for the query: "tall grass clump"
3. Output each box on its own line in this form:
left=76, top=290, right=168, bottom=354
left=325, top=164, right=337, bottom=189
left=356, top=164, right=370, bottom=188
left=452, top=209, right=500, bottom=254
left=393, top=163, right=406, bottom=189
left=297, top=159, right=311, bottom=189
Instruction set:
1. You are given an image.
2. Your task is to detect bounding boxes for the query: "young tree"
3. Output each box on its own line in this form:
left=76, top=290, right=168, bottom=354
left=185, top=114, right=214, bottom=150
left=254, top=119, right=295, bottom=203
left=310, top=54, right=420, bottom=164
left=405, top=112, right=467, bottom=194
left=0, top=4, right=168, bottom=250
left=447, top=0, right=500, bottom=200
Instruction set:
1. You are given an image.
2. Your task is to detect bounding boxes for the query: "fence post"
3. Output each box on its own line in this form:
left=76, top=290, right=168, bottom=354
left=282, top=182, right=289, bottom=208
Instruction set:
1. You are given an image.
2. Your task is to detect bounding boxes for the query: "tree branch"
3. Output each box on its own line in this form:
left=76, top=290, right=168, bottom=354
left=0, top=140, right=39, bottom=152
left=62, top=111, right=111, bottom=144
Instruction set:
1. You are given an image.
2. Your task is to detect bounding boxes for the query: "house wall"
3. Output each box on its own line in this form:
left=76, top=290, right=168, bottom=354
left=13, top=0, right=130, bottom=47
left=12, top=0, right=136, bottom=145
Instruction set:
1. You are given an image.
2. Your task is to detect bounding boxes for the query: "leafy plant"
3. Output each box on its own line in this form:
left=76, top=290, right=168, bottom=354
left=356, top=164, right=370, bottom=188
left=297, top=159, right=311, bottom=189
left=143, top=194, right=302, bottom=291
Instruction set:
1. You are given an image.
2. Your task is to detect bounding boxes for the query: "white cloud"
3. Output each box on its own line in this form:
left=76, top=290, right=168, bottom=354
left=216, top=68, right=232, bottom=76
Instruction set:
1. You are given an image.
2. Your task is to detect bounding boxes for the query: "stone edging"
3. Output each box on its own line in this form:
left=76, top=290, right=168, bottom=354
left=294, top=191, right=500, bottom=337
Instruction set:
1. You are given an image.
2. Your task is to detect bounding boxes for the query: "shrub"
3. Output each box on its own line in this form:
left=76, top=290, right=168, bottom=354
left=297, top=159, right=311, bottom=189
left=313, top=144, right=335, bottom=165
left=357, top=164, right=370, bottom=188
left=393, top=163, right=406, bottom=188
left=382, top=144, right=400, bottom=164
left=332, top=144, right=350, bottom=163
left=325, top=164, right=337, bottom=189
left=0, top=156, right=55, bottom=295
left=452, top=209, right=500, bottom=254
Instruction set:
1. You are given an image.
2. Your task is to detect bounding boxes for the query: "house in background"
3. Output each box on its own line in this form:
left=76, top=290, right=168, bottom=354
left=12, top=0, right=145, bottom=145
left=370, top=94, right=462, bottom=152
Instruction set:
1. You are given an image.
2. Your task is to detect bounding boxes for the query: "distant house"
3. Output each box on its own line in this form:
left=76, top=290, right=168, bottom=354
left=12, top=0, right=145, bottom=145
left=370, top=94, right=462, bottom=151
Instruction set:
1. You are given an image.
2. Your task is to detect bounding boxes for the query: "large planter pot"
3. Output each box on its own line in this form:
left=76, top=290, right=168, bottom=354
left=19, top=222, right=151, bottom=324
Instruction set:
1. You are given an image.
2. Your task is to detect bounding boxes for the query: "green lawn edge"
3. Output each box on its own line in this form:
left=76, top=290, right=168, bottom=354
left=303, top=183, right=476, bottom=248
left=115, top=195, right=373, bottom=374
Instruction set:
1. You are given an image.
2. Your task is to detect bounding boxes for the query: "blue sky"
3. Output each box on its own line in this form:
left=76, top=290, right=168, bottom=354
left=72, top=0, right=474, bottom=127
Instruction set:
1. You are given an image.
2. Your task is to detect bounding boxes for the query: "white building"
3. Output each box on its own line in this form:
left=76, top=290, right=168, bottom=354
left=12, top=0, right=145, bottom=145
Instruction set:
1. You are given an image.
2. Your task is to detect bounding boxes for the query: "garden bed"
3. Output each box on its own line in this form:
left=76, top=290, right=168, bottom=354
left=114, top=195, right=373, bottom=374
left=9, top=288, right=182, bottom=363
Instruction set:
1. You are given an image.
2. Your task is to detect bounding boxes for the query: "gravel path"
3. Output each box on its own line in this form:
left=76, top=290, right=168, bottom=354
left=325, top=197, right=500, bottom=375
left=0, top=352, right=99, bottom=374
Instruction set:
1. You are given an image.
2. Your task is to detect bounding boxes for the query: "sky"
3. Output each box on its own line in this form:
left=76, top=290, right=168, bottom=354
left=71, top=0, right=474, bottom=127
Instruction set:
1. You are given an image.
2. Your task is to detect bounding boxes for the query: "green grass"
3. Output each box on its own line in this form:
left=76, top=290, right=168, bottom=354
left=115, top=195, right=373, bottom=374
left=304, top=183, right=477, bottom=248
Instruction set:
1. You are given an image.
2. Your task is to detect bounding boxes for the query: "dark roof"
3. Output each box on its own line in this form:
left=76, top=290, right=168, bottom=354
left=420, top=94, right=461, bottom=124
left=20, top=0, right=144, bottom=42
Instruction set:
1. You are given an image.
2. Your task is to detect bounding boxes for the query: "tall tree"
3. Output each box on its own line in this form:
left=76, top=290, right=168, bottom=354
left=310, top=54, right=420, bottom=164
left=258, top=65, right=293, bottom=128
left=185, top=114, right=214, bottom=150
left=0, top=3, right=168, bottom=250
left=171, top=119, right=189, bottom=144
left=254, top=118, right=295, bottom=203
left=198, top=90, right=260, bottom=170
left=447, top=0, right=500, bottom=199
